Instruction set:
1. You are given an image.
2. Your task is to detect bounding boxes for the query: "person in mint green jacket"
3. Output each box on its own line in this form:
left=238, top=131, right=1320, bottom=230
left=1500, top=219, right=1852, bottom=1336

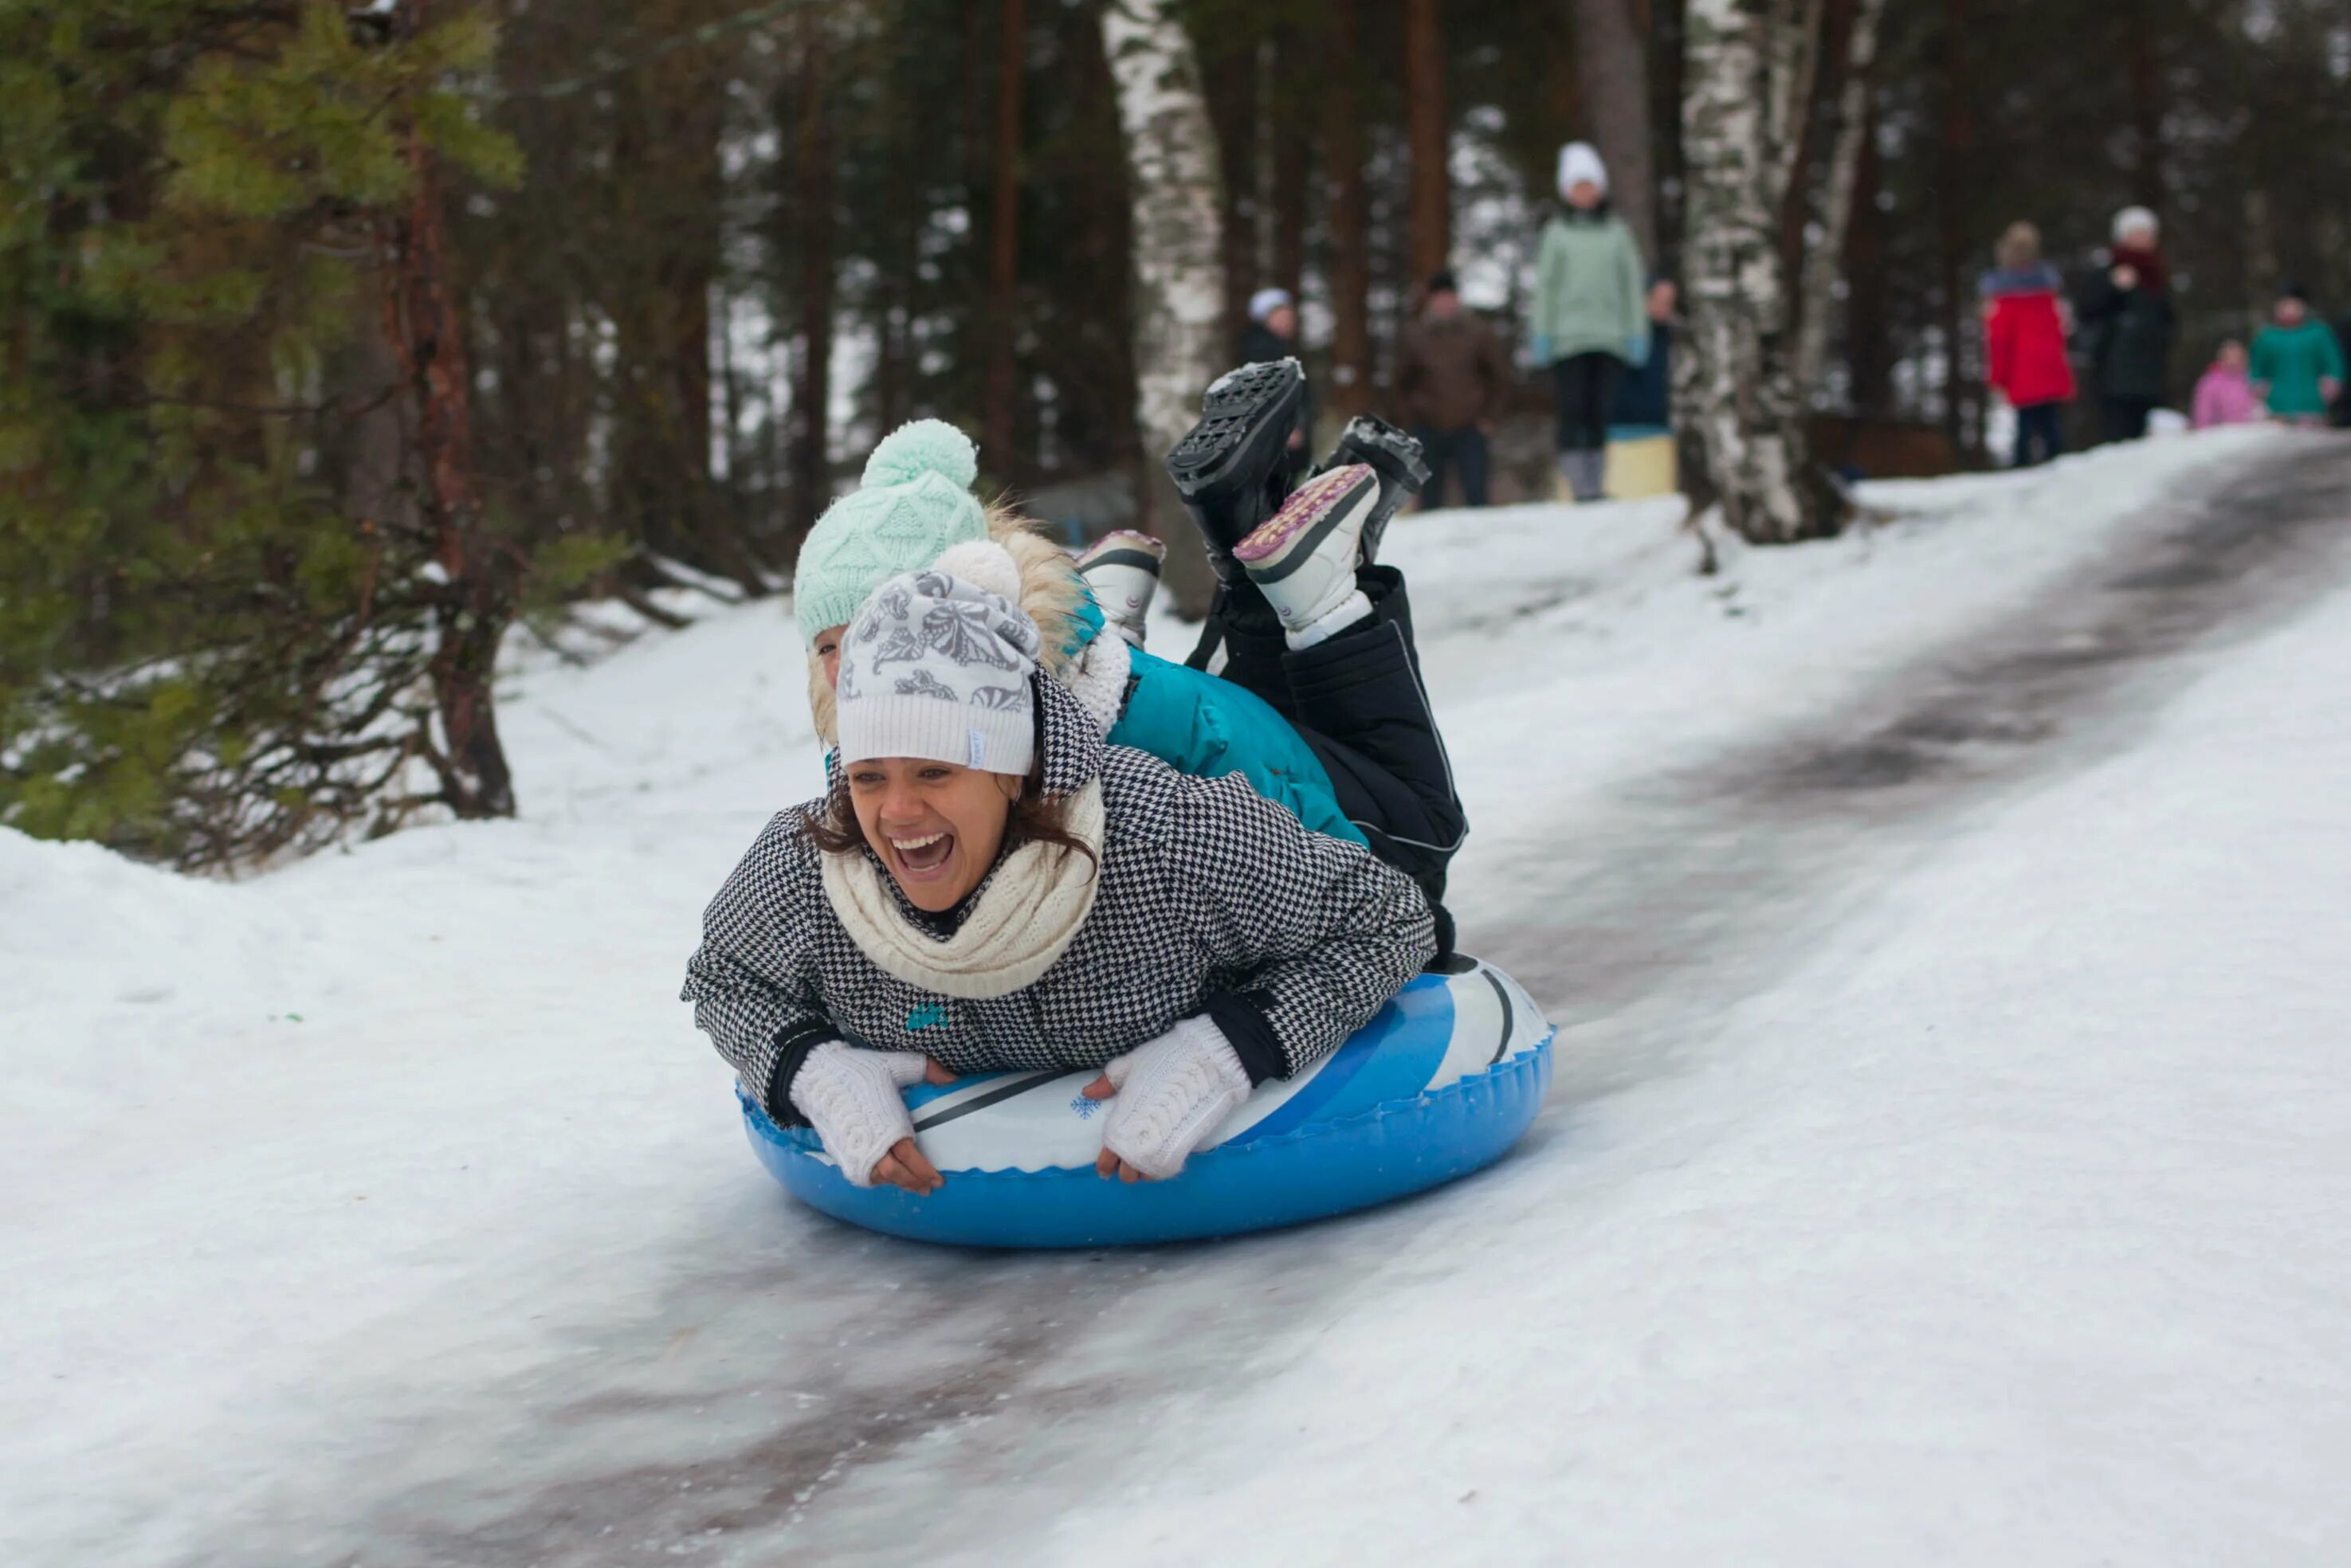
left=794, top=420, right=1364, bottom=855
left=2249, top=284, right=2345, bottom=425
left=1530, top=141, right=1650, bottom=502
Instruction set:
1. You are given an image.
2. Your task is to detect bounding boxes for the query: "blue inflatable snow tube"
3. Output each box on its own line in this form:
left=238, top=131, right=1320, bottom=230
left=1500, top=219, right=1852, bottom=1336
left=739, top=956, right=1554, bottom=1248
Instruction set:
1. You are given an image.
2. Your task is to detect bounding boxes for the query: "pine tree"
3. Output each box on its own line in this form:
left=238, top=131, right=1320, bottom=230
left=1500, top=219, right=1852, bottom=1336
left=0, top=1, right=608, bottom=868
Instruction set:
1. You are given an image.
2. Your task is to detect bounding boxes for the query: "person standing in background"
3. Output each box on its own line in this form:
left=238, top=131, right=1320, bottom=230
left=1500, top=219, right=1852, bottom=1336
left=2333, top=307, right=2351, bottom=429
left=2190, top=338, right=2262, bottom=429
left=1980, top=222, right=2077, bottom=468
left=1238, top=288, right=1314, bottom=479
left=1611, top=274, right=1678, bottom=429
left=2075, top=206, right=2177, bottom=444
left=1529, top=142, right=1648, bottom=504
left=1395, top=271, right=1510, bottom=509
left=2249, top=284, right=2345, bottom=428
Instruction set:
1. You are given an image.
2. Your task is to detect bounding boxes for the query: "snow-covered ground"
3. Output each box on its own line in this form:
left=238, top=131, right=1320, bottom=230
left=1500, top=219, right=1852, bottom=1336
left=8, top=425, right=2349, bottom=1564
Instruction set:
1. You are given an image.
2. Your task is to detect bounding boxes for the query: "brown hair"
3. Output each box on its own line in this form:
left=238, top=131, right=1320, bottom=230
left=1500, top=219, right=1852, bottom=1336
left=803, top=757, right=1100, bottom=877
left=1996, top=221, right=2041, bottom=270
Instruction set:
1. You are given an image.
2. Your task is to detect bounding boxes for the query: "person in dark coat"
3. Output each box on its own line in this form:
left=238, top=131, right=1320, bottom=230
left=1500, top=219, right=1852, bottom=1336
left=2334, top=310, right=2351, bottom=429
left=2075, top=206, right=2177, bottom=444
left=1395, top=271, right=1511, bottom=508
left=1610, top=274, right=1678, bottom=429
left=1238, top=287, right=1314, bottom=479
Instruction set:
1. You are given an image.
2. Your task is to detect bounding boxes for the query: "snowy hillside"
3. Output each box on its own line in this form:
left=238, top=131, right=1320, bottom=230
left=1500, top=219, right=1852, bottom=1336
left=10, top=425, right=2351, bottom=1565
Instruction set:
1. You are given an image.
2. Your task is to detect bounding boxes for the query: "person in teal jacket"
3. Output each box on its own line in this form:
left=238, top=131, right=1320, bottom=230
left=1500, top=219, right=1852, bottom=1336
left=792, top=420, right=1363, bottom=851
left=2250, top=285, right=2345, bottom=425
left=1529, top=141, right=1650, bottom=503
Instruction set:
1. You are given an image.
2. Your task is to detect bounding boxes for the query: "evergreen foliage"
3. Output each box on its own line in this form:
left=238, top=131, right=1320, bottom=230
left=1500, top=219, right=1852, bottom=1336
left=10, top=0, right=2351, bottom=866
left=0, top=1, right=589, bottom=868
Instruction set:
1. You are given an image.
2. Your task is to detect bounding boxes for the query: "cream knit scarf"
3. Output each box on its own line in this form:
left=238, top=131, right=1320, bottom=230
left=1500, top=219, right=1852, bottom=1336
left=819, top=779, right=1106, bottom=998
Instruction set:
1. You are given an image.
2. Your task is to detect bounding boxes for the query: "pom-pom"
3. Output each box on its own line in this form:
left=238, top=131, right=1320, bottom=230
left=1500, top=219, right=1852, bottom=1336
left=933, top=539, right=1022, bottom=605
left=863, top=418, right=979, bottom=492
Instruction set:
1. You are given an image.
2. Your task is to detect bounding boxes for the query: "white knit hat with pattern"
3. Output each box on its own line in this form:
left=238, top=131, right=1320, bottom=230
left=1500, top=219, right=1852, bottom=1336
left=834, top=541, right=1042, bottom=776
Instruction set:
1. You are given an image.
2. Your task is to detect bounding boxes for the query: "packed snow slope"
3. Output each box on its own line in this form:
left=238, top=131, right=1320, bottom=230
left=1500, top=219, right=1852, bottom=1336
left=8, top=425, right=2350, bottom=1566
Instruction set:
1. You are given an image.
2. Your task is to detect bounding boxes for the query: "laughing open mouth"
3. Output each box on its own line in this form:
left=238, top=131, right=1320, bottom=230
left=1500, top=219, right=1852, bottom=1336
left=889, top=831, right=955, bottom=876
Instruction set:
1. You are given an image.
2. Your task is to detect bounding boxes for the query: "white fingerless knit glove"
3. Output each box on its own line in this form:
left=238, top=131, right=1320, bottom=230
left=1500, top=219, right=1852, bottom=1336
left=787, top=1042, right=930, bottom=1187
left=1097, top=1016, right=1252, bottom=1180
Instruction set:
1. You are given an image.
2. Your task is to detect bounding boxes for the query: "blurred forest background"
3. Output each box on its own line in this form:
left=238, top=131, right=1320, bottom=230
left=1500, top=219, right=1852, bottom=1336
left=7, top=0, right=2351, bottom=865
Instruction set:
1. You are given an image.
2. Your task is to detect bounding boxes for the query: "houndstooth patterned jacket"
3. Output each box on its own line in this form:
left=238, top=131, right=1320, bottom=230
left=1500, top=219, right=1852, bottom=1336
left=682, top=678, right=1436, bottom=1121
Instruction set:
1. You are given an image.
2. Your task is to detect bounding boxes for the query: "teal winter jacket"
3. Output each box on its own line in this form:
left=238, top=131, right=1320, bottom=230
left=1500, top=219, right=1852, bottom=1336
left=1530, top=207, right=1649, bottom=365
left=1052, top=584, right=1360, bottom=847
left=1108, top=645, right=1365, bottom=848
left=2249, top=319, right=2345, bottom=417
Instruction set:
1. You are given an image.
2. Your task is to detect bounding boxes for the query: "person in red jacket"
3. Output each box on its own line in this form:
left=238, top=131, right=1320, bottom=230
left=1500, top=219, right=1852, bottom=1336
left=1980, top=221, right=2078, bottom=468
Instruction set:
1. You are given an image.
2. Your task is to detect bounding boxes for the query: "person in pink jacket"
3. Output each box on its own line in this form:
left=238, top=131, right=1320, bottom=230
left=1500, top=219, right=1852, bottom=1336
left=2191, top=338, right=2262, bottom=429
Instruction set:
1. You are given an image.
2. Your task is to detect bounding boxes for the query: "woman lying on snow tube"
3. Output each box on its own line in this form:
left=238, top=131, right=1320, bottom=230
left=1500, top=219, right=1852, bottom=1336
left=681, top=364, right=1545, bottom=1244
left=785, top=359, right=1464, bottom=953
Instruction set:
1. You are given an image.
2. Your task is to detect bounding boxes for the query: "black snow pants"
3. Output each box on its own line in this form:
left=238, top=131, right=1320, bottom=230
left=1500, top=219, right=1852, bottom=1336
left=1552, top=351, right=1623, bottom=453
left=1192, top=565, right=1467, bottom=958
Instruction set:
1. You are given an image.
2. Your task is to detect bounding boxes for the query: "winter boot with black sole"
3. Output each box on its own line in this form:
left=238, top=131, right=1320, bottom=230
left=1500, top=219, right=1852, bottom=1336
left=1313, top=414, right=1429, bottom=564
left=1165, top=358, right=1309, bottom=574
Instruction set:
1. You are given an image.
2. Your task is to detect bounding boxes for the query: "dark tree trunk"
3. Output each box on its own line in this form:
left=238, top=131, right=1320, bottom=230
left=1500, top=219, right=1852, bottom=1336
left=1650, top=0, right=1687, bottom=260
left=1843, top=90, right=1891, bottom=415
left=1403, top=0, right=1451, bottom=284
left=383, top=0, right=514, bottom=820
left=1778, top=0, right=1859, bottom=292
left=603, top=3, right=742, bottom=584
left=1796, top=0, right=1880, bottom=395
left=1270, top=24, right=1309, bottom=303
left=2127, top=2, right=2167, bottom=210
left=983, top=0, right=1028, bottom=469
left=1936, top=0, right=1980, bottom=460
left=1202, top=26, right=1261, bottom=352
left=790, top=13, right=837, bottom=546
left=1323, top=0, right=1371, bottom=423
left=1571, top=0, right=1657, bottom=261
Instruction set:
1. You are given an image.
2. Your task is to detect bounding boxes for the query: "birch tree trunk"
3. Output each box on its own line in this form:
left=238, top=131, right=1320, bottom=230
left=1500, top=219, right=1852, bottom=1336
left=1101, top=0, right=1226, bottom=617
left=1677, top=0, right=1844, bottom=544
left=1792, top=0, right=1884, bottom=394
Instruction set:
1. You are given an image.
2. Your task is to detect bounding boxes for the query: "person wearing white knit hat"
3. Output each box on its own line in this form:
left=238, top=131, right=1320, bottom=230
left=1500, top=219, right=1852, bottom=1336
left=1239, top=286, right=1313, bottom=472
left=686, top=527, right=1438, bottom=1194
left=2080, top=204, right=2176, bottom=443
left=1248, top=286, right=1293, bottom=323
left=1530, top=141, right=1649, bottom=502
left=1556, top=140, right=1609, bottom=199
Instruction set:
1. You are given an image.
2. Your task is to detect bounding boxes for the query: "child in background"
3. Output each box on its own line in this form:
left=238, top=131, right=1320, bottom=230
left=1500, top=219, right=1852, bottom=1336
left=2249, top=284, right=2345, bottom=427
left=2190, top=339, right=2261, bottom=429
left=1979, top=222, right=2075, bottom=468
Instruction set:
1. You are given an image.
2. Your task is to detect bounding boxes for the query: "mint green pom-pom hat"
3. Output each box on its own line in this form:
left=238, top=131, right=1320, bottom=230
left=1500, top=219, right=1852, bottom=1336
left=791, top=419, right=990, bottom=645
